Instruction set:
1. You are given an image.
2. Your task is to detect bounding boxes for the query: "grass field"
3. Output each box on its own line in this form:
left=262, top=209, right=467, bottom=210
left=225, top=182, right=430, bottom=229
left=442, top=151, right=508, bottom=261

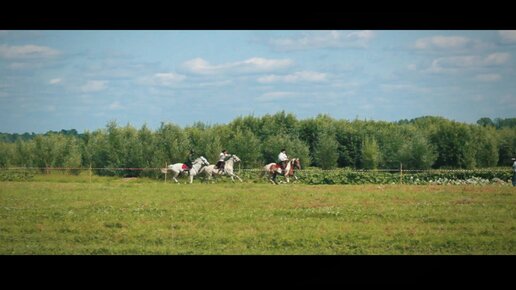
left=1, top=174, right=515, bottom=254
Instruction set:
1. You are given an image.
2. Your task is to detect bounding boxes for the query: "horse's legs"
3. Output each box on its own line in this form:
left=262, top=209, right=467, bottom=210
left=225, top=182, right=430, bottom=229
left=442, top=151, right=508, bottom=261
left=227, top=170, right=243, bottom=182
left=267, top=172, right=273, bottom=184
left=173, top=171, right=180, bottom=183
left=271, top=172, right=278, bottom=184
left=234, top=174, right=243, bottom=182
left=210, top=171, right=217, bottom=183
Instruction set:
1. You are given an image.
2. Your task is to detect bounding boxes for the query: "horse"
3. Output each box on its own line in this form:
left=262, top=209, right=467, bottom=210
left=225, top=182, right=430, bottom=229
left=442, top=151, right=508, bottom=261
left=162, top=156, right=210, bottom=184
left=283, top=158, right=301, bottom=183
left=263, top=158, right=301, bottom=184
left=199, top=154, right=243, bottom=182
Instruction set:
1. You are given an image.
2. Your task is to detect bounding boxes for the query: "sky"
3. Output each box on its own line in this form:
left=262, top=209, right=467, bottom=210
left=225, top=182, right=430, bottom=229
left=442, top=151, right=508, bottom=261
left=1, top=30, right=515, bottom=133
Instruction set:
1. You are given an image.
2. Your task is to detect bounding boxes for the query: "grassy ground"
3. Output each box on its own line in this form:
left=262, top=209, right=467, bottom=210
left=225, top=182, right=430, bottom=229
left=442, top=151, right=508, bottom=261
left=1, top=174, right=515, bottom=254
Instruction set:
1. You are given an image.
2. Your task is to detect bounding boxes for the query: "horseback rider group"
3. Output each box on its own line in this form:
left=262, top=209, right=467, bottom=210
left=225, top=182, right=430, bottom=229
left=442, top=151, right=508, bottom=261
left=183, top=149, right=229, bottom=174
left=183, top=148, right=289, bottom=176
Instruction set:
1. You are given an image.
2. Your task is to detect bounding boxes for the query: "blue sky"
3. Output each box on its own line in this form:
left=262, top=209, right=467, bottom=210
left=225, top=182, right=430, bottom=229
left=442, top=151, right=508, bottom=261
left=1, top=30, right=515, bottom=133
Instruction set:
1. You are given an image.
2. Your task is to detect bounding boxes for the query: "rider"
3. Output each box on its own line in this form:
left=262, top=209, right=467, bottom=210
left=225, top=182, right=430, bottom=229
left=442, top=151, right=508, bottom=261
left=277, top=149, right=288, bottom=174
left=184, top=149, right=196, bottom=170
left=215, top=149, right=229, bottom=174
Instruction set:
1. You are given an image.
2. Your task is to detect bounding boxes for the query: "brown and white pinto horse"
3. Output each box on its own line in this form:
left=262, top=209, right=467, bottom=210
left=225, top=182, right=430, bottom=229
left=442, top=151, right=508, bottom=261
left=263, top=158, right=301, bottom=184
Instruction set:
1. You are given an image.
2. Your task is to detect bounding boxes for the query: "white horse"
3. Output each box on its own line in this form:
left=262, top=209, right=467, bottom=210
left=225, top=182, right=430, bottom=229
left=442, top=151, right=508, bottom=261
left=263, top=158, right=301, bottom=184
left=163, top=156, right=210, bottom=184
left=199, top=154, right=243, bottom=182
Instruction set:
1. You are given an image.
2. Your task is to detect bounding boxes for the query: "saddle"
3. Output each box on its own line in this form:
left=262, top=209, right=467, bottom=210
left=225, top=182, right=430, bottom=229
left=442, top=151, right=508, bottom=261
left=182, top=164, right=190, bottom=170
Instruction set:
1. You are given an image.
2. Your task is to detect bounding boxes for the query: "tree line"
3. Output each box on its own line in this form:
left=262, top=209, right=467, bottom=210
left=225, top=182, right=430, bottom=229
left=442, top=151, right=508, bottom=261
left=0, top=112, right=515, bottom=176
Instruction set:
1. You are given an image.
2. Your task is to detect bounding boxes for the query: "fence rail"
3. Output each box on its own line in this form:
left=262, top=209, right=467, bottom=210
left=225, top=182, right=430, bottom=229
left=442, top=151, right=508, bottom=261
left=0, top=166, right=511, bottom=173
left=2, top=166, right=512, bottom=185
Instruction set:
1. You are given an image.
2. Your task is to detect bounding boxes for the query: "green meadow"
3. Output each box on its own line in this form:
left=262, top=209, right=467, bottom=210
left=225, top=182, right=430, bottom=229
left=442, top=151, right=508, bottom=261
left=1, top=174, right=515, bottom=254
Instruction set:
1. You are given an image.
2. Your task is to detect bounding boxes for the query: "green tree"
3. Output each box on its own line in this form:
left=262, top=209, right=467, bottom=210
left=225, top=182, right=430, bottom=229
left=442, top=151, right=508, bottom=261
left=156, top=122, right=190, bottom=165
left=473, top=126, right=499, bottom=167
left=261, top=134, right=310, bottom=167
left=361, top=137, right=381, bottom=170
left=334, top=120, right=362, bottom=168
left=299, top=114, right=335, bottom=166
left=226, top=129, right=262, bottom=168
left=82, top=130, right=109, bottom=174
left=477, top=117, right=495, bottom=127
left=396, top=133, right=437, bottom=169
left=314, top=133, right=339, bottom=169
left=429, top=120, right=476, bottom=169
left=62, top=137, right=82, bottom=175
left=0, top=142, right=14, bottom=167
left=497, top=127, right=516, bottom=165
left=12, top=139, right=36, bottom=167
left=102, top=122, right=144, bottom=176
left=33, top=134, right=64, bottom=172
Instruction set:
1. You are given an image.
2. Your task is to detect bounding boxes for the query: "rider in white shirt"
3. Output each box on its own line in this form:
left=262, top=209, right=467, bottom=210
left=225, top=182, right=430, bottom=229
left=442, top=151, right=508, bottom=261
left=216, top=149, right=229, bottom=173
left=278, top=149, right=288, bottom=173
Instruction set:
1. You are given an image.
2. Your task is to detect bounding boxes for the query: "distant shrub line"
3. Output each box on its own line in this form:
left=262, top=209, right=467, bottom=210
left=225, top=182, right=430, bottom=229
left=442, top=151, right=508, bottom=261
left=1, top=113, right=515, bottom=178
left=1, top=167, right=512, bottom=185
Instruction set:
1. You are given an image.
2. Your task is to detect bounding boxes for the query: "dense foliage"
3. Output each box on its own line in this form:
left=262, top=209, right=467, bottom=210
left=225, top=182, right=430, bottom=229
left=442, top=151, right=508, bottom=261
left=1, top=113, right=515, bottom=176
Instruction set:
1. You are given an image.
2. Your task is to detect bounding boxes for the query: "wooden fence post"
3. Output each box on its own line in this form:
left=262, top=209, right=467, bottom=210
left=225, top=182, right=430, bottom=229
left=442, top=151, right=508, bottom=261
left=400, top=162, right=403, bottom=184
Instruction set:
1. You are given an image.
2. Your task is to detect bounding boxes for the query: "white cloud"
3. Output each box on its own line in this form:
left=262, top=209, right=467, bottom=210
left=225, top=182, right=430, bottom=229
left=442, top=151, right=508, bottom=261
left=257, top=71, right=327, bottom=83
left=499, top=30, right=516, bottom=44
left=380, top=84, right=431, bottom=94
left=407, top=63, right=417, bottom=71
left=433, top=56, right=482, bottom=69
left=415, top=36, right=471, bottom=50
left=137, top=72, right=186, bottom=87
left=0, top=44, right=59, bottom=59
left=153, top=72, right=186, bottom=85
left=196, top=80, right=232, bottom=87
left=348, top=30, right=375, bottom=42
left=256, top=91, right=295, bottom=102
left=81, top=80, right=107, bottom=92
left=181, top=57, right=293, bottom=75
left=49, top=78, right=62, bottom=85
left=268, top=30, right=375, bottom=51
left=484, top=52, right=511, bottom=65
left=426, top=52, right=512, bottom=73
left=108, top=101, right=123, bottom=110
left=475, top=73, right=502, bottom=82
left=181, top=58, right=210, bottom=74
